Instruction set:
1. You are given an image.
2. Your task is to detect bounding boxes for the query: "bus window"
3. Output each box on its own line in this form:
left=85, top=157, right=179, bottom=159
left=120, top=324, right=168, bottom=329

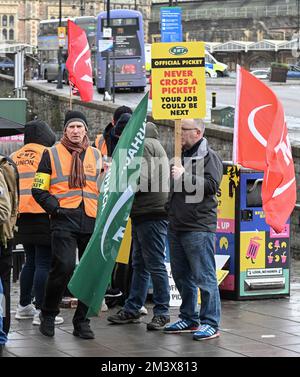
left=37, top=17, right=96, bottom=83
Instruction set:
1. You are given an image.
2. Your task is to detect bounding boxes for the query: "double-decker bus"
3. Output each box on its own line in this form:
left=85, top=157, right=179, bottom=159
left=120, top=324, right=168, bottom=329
left=96, top=9, right=146, bottom=93
left=38, top=16, right=96, bottom=83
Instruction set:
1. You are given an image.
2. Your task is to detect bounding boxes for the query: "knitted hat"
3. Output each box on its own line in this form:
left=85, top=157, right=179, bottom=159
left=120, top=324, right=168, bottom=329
left=113, top=106, right=132, bottom=124
left=64, top=110, right=88, bottom=131
left=114, top=113, right=132, bottom=137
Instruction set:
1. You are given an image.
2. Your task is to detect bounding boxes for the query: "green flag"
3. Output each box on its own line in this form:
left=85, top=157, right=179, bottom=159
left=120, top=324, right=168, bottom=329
left=68, top=93, right=149, bottom=317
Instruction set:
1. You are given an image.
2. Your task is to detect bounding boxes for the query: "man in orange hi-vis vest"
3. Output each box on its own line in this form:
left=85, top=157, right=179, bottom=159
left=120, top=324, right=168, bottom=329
left=32, top=110, right=102, bottom=340
left=11, top=120, right=64, bottom=327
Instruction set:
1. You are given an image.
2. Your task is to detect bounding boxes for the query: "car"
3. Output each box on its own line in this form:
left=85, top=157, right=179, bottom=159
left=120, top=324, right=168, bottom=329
left=41, top=58, right=68, bottom=84
left=250, top=69, right=269, bottom=79
left=0, top=57, right=14, bottom=74
left=287, top=64, right=300, bottom=79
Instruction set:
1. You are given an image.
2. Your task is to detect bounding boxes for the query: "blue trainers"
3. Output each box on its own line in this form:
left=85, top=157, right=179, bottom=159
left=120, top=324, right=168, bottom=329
left=164, top=319, right=199, bottom=334
left=193, top=324, right=220, bottom=341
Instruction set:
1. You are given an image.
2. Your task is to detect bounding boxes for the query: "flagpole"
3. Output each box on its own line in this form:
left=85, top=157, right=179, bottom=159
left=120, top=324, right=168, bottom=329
left=69, top=85, right=73, bottom=110
left=174, top=119, right=182, bottom=167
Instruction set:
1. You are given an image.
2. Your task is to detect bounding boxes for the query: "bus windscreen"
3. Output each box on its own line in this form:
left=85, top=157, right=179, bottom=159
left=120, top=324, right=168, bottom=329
left=102, top=18, right=141, bottom=57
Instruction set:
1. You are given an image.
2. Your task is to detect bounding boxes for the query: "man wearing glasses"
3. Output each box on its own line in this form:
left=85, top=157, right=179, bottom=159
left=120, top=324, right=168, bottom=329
left=164, top=118, right=223, bottom=341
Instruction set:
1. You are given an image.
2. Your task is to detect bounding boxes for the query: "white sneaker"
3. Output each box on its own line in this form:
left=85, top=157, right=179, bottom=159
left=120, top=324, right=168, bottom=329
left=101, top=299, right=108, bottom=312
left=15, top=304, right=37, bottom=319
left=32, top=310, right=64, bottom=326
left=139, top=306, right=148, bottom=316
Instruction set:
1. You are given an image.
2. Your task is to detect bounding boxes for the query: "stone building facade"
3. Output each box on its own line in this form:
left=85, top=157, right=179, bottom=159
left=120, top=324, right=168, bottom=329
left=0, top=0, right=152, bottom=47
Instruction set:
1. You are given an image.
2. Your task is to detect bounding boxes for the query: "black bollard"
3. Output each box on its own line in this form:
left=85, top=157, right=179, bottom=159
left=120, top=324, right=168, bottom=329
left=212, top=92, right=216, bottom=108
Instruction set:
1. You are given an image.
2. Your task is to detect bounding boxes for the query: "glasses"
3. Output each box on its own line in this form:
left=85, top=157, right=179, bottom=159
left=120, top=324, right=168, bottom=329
left=181, top=128, right=199, bottom=132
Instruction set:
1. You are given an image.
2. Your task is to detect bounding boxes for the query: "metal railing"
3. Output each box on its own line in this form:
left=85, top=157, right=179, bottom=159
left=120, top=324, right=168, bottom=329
left=152, top=4, right=297, bottom=22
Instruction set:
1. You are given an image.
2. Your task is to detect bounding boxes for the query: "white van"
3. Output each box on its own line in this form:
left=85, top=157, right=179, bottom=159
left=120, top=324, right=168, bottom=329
left=205, top=50, right=229, bottom=77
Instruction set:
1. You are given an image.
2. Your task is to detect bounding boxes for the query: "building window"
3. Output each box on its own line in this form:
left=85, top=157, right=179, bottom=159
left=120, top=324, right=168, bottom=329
left=2, top=15, right=7, bottom=27
left=9, top=15, right=14, bottom=27
left=2, top=28, right=7, bottom=40
left=9, top=29, right=14, bottom=40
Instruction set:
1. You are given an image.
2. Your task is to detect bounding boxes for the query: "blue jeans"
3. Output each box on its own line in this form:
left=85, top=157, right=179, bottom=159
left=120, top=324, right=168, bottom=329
left=124, top=220, right=170, bottom=317
left=168, top=228, right=221, bottom=329
left=0, top=278, right=7, bottom=345
left=19, top=244, right=52, bottom=309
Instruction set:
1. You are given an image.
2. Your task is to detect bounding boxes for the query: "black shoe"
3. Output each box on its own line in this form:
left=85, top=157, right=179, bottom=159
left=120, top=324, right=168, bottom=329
left=39, top=313, right=55, bottom=337
left=73, top=321, right=95, bottom=339
left=0, top=344, right=4, bottom=357
left=105, top=287, right=123, bottom=298
left=107, top=309, right=141, bottom=324
left=147, top=315, right=170, bottom=331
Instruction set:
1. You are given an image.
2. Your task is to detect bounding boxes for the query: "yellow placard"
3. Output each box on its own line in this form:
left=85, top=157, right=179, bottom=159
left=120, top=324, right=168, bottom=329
left=116, top=218, right=132, bottom=264
left=151, top=42, right=206, bottom=120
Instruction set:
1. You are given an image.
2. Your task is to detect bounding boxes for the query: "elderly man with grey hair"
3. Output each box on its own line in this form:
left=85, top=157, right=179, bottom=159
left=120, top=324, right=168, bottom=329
left=164, top=118, right=223, bottom=341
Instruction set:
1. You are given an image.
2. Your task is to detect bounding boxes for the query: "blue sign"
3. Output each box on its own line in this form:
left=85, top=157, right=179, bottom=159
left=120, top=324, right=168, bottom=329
left=160, top=7, right=182, bottom=43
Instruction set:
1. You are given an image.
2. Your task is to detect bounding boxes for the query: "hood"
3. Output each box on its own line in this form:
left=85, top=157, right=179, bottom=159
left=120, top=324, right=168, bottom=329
left=103, top=122, right=114, bottom=140
left=145, top=122, right=159, bottom=139
left=24, top=120, right=56, bottom=147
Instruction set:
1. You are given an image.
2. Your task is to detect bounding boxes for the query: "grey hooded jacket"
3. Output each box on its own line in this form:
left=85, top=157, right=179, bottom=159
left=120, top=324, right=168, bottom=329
left=130, top=122, right=169, bottom=223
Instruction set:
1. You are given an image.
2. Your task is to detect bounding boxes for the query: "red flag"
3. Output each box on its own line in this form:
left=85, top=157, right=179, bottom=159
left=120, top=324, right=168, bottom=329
left=66, top=20, right=93, bottom=102
left=233, top=65, right=296, bottom=232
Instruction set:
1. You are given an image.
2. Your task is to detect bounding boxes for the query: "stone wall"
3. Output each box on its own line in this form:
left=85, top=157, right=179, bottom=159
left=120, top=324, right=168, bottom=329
left=0, top=74, right=299, bottom=257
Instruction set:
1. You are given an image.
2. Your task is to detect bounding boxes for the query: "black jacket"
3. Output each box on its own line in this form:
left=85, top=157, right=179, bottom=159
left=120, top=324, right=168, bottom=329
left=14, top=120, right=56, bottom=246
left=167, top=138, right=223, bottom=233
left=103, top=122, right=118, bottom=157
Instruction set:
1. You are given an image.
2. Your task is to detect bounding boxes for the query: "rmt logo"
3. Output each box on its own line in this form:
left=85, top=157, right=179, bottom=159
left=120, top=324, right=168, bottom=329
left=169, top=46, right=188, bottom=56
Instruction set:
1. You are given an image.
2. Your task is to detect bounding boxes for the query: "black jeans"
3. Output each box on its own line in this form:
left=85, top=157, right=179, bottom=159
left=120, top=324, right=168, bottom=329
left=42, top=230, right=92, bottom=325
left=0, top=241, right=13, bottom=334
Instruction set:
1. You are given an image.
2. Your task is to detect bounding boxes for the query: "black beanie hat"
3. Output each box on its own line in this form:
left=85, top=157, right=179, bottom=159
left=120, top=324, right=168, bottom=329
left=114, top=113, right=132, bottom=137
left=64, top=110, right=88, bottom=131
left=113, top=106, right=132, bottom=124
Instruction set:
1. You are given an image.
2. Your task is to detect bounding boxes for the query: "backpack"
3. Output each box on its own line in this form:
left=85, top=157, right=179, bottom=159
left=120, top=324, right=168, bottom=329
left=0, top=155, right=19, bottom=247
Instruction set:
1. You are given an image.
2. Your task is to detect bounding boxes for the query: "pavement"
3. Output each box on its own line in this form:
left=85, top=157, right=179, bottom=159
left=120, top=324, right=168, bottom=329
left=2, top=258, right=300, bottom=358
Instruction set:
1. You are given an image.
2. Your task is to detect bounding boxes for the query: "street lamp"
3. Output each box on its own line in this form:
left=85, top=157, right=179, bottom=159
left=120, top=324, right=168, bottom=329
left=80, top=0, right=85, bottom=17
left=297, top=0, right=300, bottom=54
left=104, top=0, right=112, bottom=101
left=56, top=0, right=63, bottom=89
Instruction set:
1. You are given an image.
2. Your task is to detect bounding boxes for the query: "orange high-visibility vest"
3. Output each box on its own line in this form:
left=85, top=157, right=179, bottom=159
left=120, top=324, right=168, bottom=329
left=11, top=143, right=47, bottom=214
left=95, top=133, right=108, bottom=157
left=48, top=143, right=101, bottom=218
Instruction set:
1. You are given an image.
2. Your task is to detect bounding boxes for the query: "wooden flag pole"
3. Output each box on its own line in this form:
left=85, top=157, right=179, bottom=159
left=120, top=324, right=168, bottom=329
left=69, top=85, right=73, bottom=110
left=174, top=119, right=182, bottom=167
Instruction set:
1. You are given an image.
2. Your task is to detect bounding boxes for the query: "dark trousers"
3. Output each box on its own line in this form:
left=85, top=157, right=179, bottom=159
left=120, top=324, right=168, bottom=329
left=0, top=242, right=13, bottom=334
left=42, top=230, right=91, bottom=325
left=19, top=244, right=52, bottom=309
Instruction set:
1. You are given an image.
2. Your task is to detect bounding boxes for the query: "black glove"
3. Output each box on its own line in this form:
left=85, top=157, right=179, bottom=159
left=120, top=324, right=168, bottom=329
left=52, top=207, right=61, bottom=216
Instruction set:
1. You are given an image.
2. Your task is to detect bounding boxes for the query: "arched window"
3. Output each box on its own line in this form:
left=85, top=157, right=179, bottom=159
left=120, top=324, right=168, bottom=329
left=2, top=29, right=7, bottom=40
left=9, top=29, right=14, bottom=40
left=9, top=15, right=14, bottom=27
left=2, top=15, right=7, bottom=27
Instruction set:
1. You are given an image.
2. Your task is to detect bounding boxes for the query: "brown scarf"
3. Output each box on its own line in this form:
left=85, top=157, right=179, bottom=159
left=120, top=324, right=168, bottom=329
left=61, top=134, right=90, bottom=188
